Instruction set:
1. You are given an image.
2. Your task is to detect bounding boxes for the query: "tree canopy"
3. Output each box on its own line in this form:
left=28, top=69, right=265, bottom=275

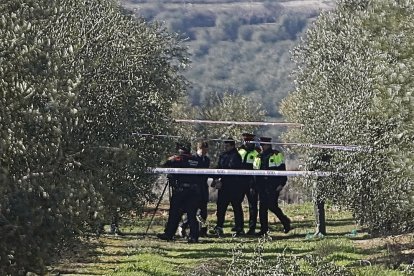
left=0, top=0, right=188, bottom=273
left=281, top=0, right=414, bottom=234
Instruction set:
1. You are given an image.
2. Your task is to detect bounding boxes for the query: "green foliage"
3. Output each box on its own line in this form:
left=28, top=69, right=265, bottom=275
left=127, top=0, right=320, bottom=117
left=196, top=91, right=266, bottom=163
left=169, top=92, right=266, bottom=164
left=281, top=0, right=414, bottom=234
left=0, top=0, right=188, bottom=273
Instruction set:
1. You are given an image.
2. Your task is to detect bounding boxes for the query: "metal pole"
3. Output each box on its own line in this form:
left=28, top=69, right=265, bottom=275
left=145, top=181, right=169, bottom=235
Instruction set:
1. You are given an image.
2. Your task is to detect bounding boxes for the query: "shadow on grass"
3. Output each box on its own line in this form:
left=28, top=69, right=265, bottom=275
left=326, top=219, right=356, bottom=227
left=288, top=218, right=356, bottom=229
left=171, top=245, right=314, bottom=259
left=93, top=259, right=139, bottom=265
left=53, top=269, right=103, bottom=275
left=170, top=248, right=232, bottom=259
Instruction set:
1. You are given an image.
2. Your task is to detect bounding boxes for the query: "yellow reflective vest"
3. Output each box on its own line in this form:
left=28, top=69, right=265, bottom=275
left=253, top=150, right=285, bottom=170
left=238, top=148, right=259, bottom=169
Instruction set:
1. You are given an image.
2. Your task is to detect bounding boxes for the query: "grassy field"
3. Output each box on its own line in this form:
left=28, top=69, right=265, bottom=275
left=51, top=202, right=414, bottom=275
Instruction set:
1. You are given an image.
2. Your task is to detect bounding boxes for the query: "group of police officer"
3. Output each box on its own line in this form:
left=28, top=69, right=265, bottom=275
left=157, top=133, right=291, bottom=243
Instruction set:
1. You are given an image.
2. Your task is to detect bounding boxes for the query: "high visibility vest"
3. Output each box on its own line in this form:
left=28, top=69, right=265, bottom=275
left=238, top=148, right=259, bottom=165
left=253, top=151, right=285, bottom=170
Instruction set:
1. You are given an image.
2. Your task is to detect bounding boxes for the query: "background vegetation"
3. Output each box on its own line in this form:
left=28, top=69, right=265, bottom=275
left=121, top=0, right=333, bottom=124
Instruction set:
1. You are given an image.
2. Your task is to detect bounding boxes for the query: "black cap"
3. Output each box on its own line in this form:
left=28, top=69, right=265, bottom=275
left=259, top=137, right=272, bottom=143
left=223, top=137, right=235, bottom=146
left=176, top=142, right=191, bottom=153
left=242, top=133, right=255, bottom=141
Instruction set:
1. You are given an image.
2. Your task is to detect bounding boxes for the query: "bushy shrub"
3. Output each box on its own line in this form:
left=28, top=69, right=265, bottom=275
left=281, top=0, right=414, bottom=234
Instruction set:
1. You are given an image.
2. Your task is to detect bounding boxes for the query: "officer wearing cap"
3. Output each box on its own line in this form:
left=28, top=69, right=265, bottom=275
left=179, top=141, right=210, bottom=237
left=157, top=142, right=203, bottom=243
left=253, top=137, right=291, bottom=236
left=210, top=138, right=244, bottom=236
left=238, top=133, right=260, bottom=235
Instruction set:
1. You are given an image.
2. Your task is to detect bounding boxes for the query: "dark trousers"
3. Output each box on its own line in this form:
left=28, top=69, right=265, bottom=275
left=258, top=183, right=289, bottom=232
left=199, top=200, right=208, bottom=223
left=199, top=183, right=209, bottom=223
left=181, top=183, right=208, bottom=230
left=314, top=199, right=326, bottom=235
left=216, top=184, right=244, bottom=230
left=165, top=187, right=201, bottom=240
left=243, top=183, right=258, bottom=231
left=181, top=199, right=208, bottom=230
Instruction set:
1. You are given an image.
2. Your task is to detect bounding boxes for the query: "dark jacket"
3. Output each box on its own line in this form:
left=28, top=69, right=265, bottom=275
left=164, top=153, right=200, bottom=186
left=164, top=153, right=210, bottom=187
left=217, top=147, right=242, bottom=184
left=195, top=154, right=210, bottom=184
left=195, top=154, right=210, bottom=201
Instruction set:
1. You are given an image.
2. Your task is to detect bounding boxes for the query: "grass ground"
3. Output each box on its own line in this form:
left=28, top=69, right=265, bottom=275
left=50, top=202, right=414, bottom=275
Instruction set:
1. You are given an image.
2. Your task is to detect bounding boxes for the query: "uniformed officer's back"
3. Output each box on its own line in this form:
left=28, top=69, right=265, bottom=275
left=164, top=144, right=201, bottom=190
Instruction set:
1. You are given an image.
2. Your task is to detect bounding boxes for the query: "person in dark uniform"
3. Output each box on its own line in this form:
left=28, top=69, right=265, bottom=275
left=210, top=138, right=244, bottom=236
left=238, top=133, right=260, bottom=235
left=179, top=141, right=210, bottom=237
left=310, top=152, right=331, bottom=236
left=157, top=143, right=203, bottom=243
left=254, top=137, right=291, bottom=236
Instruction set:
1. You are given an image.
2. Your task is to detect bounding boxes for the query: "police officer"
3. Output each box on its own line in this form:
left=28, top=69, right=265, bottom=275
left=254, top=137, right=291, bottom=236
left=310, top=152, right=331, bottom=236
left=157, top=142, right=203, bottom=243
left=238, top=133, right=260, bottom=235
left=210, top=138, right=244, bottom=236
left=179, top=141, right=210, bottom=237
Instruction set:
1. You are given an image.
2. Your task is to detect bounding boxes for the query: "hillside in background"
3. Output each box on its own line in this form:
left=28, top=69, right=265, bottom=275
left=121, top=0, right=334, bottom=121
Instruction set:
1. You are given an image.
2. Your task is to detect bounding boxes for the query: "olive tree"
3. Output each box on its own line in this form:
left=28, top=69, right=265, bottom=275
left=163, top=92, right=267, bottom=166
left=281, top=0, right=414, bottom=234
left=0, top=0, right=188, bottom=273
left=195, top=91, right=266, bottom=164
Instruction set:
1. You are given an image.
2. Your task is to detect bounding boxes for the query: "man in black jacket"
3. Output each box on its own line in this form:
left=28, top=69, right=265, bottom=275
left=238, top=133, right=260, bottom=235
left=179, top=141, right=210, bottom=237
left=157, top=143, right=203, bottom=243
left=254, top=137, right=291, bottom=236
left=210, top=138, right=244, bottom=236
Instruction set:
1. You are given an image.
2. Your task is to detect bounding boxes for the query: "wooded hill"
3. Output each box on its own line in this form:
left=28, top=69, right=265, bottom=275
left=121, top=0, right=335, bottom=118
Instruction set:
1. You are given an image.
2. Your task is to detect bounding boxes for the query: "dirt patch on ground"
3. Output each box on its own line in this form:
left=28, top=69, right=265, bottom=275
left=353, top=233, right=414, bottom=268
left=354, top=234, right=414, bottom=250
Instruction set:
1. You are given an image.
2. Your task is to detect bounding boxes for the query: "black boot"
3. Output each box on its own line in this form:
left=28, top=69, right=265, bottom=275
left=246, top=228, right=256, bottom=235
left=282, top=219, right=292, bottom=234
left=209, top=226, right=223, bottom=236
left=255, top=230, right=269, bottom=236
left=199, top=227, right=208, bottom=237
left=157, top=233, right=174, bottom=241
left=233, top=228, right=245, bottom=237
left=187, top=237, right=199, bottom=243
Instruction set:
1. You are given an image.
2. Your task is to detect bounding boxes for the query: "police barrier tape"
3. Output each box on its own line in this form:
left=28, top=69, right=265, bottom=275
left=149, top=168, right=330, bottom=177
left=131, top=132, right=368, bottom=152
left=250, top=141, right=369, bottom=152
left=174, top=119, right=303, bottom=127
left=132, top=133, right=181, bottom=138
